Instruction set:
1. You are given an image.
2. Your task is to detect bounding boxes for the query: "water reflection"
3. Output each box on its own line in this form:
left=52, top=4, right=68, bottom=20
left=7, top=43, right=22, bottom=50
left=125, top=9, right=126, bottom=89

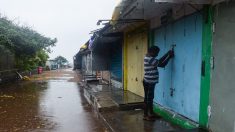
left=40, top=81, right=86, bottom=131
left=0, top=69, right=106, bottom=132
left=0, top=81, right=49, bottom=131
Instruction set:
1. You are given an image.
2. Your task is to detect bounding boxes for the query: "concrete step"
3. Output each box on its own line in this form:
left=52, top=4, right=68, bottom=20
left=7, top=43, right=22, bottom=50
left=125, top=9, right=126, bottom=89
left=94, top=98, right=119, bottom=112
left=83, top=84, right=144, bottom=113
left=119, top=102, right=144, bottom=111
left=83, top=87, right=119, bottom=112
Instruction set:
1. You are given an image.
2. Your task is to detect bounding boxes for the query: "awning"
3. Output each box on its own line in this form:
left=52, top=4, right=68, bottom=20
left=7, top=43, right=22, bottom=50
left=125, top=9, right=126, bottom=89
left=80, top=43, right=88, bottom=50
left=111, top=0, right=225, bottom=24
left=78, top=41, right=91, bottom=55
left=88, top=24, right=123, bottom=51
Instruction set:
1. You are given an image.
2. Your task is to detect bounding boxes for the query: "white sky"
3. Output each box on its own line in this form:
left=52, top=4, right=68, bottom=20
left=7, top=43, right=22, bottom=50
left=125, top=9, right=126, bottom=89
left=0, top=0, right=118, bottom=63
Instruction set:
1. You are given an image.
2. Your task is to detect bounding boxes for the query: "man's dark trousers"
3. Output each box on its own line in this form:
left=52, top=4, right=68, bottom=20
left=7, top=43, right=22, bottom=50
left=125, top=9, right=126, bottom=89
left=143, top=81, right=156, bottom=116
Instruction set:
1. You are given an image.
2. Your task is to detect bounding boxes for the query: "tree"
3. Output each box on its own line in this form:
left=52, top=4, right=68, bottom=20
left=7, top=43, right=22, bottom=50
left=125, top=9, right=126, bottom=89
left=0, top=15, right=57, bottom=71
left=37, top=50, right=49, bottom=67
left=54, top=56, right=68, bottom=67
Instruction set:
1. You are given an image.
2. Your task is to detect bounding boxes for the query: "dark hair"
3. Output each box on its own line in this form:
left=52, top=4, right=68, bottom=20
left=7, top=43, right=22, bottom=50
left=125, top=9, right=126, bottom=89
left=148, top=46, right=160, bottom=53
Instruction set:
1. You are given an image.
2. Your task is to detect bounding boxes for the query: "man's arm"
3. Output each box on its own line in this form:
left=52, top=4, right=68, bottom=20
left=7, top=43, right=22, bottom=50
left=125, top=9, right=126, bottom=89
left=158, top=50, right=174, bottom=68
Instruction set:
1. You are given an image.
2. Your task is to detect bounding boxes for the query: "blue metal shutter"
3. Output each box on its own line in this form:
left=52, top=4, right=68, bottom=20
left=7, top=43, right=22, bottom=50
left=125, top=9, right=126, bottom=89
left=153, top=13, right=202, bottom=122
left=110, top=42, right=122, bottom=82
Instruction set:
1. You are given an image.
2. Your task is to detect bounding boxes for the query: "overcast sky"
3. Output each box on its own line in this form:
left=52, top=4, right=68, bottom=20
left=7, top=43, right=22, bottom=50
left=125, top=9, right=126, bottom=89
left=0, top=0, right=118, bottom=63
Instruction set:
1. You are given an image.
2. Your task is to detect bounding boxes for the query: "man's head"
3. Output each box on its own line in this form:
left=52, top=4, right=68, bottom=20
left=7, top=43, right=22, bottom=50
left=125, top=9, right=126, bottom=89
left=148, top=46, right=160, bottom=57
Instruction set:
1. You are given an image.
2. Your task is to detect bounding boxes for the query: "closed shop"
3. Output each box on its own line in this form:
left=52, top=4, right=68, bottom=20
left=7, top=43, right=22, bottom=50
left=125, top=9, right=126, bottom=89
left=153, top=13, right=203, bottom=122
left=110, top=41, right=122, bottom=82
left=110, top=41, right=123, bottom=88
left=124, top=28, right=148, bottom=97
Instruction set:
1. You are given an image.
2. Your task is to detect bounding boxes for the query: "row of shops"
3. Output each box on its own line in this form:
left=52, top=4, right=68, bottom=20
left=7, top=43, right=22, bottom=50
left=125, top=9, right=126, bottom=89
left=74, top=1, right=235, bottom=132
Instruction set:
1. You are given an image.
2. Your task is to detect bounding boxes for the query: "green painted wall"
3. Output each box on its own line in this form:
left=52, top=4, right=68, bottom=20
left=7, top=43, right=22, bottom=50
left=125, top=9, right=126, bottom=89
left=154, top=103, right=198, bottom=129
left=199, top=6, right=213, bottom=128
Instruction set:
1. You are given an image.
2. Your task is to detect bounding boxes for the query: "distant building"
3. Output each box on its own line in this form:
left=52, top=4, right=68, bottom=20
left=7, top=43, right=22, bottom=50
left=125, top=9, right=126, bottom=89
left=46, top=60, right=59, bottom=70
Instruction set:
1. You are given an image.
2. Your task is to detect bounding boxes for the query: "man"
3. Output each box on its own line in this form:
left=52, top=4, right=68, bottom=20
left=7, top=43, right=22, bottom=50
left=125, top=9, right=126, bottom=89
left=143, top=46, right=174, bottom=121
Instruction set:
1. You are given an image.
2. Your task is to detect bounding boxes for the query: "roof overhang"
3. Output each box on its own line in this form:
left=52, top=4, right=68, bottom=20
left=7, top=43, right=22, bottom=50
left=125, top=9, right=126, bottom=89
left=88, top=24, right=123, bottom=51
left=89, top=0, right=227, bottom=52
left=111, top=0, right=226, bottom=23
left=110, top=0, right=229, bottom=30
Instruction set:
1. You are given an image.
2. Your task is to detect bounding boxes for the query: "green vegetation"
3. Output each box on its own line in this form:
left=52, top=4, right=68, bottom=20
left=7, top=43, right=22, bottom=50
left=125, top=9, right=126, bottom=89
left=54, top=56, right=68, bottom=67
left=0, top=16, right=57, bottom=71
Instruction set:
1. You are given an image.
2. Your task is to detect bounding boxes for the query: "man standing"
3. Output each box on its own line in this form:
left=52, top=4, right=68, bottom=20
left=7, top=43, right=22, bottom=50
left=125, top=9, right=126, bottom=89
left=143, top=46, right=174, bottom=121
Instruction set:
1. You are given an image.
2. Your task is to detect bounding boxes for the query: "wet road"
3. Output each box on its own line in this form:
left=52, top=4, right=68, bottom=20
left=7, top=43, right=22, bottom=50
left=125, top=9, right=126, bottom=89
left=0, top=69, right=107, bottom=132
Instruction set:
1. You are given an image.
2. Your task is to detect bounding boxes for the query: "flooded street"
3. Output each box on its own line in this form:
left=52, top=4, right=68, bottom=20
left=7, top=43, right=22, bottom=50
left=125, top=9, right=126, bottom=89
left=0, top=69, right=106, bottom=132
